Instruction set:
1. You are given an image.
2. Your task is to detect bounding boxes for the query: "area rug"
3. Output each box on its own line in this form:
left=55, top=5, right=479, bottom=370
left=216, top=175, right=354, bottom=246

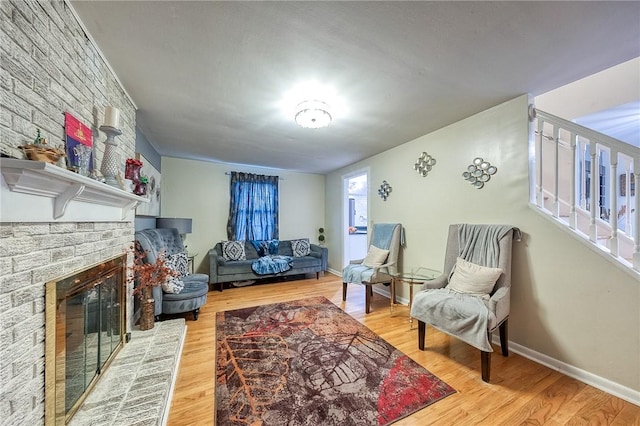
left=215, top=296, right=455, bottom=425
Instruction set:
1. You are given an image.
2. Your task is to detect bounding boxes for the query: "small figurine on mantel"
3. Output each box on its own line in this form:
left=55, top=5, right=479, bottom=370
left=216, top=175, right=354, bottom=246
left=125, top=158, right=148, bottom=195
left=19, top=129, right=65, bottom=165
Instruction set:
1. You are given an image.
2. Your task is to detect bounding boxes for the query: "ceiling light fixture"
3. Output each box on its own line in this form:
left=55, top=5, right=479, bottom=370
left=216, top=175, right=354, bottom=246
left=294, top=100, right=332, bottom=129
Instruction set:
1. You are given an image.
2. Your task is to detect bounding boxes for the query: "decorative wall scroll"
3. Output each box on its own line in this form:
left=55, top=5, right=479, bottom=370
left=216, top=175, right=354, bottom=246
left=462, top=157, right=497, bottom=189
left=414, top=152, right=436, bottom=177
left=378, top=180, right=392, bottom=201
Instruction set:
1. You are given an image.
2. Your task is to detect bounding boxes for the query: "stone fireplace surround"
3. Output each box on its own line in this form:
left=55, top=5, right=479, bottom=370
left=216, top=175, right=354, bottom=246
left=1, top=162, right=185, bottom=426
left=0, top=163, right=143, bottom=424
left=1, top=1, right=161, bottom=422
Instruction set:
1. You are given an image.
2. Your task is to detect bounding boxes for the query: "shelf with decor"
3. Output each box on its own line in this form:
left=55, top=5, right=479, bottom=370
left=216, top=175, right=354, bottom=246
left=0, top=158, right=148, bottom=222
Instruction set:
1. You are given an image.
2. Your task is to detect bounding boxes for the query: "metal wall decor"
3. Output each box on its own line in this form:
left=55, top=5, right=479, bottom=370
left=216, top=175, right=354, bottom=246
left=462, top=157, right=497, bottom=189
left=414, top=152, right=436, bottom=177
left=378, top=180, right=392, bottom=201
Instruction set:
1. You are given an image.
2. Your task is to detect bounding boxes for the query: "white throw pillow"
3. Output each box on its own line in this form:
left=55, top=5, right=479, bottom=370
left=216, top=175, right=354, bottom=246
left=162, top=277, right=184, bottom=294
left=291, top=238, right=311, bottom=257
left=447, top=257, right=503, bottom=296
left=166, top=252, right=189, bottom=277
left=362, top=245, right=390, bottom=268
left=221, top=240, right=246, bottom=261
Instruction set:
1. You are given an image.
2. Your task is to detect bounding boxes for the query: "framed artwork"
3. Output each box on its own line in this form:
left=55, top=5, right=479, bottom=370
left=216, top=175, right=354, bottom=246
left=64, top=112, right=93, bottom=173
left=620, top=173, right=635, bottom=197
left=135, top=153, right=161, bottom=216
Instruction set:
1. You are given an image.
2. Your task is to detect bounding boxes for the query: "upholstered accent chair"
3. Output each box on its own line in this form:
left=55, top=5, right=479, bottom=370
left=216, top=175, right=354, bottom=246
left=410, top=224, right=518, bottom=382
left=135, top=228, right=209, bottom=320
left=342, top=223, right=402, bottom=313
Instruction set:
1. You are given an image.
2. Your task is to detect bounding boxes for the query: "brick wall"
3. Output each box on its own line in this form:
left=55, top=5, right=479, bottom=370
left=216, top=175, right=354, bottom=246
left=1, top=1, right=138, bottom=424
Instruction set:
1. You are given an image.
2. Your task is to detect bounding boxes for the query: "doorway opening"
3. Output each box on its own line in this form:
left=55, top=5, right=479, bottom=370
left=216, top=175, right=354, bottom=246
left=343, top=170, right=369, bottom=268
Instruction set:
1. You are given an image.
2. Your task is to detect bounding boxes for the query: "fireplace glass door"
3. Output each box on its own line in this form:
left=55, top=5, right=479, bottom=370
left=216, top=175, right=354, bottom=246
left=46, top=255, right=126, bottom=425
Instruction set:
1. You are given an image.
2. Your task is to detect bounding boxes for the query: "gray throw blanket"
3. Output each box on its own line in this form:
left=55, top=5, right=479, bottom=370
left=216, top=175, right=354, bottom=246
left=342, top=264, right=376, bottom=284
left=251, top=255, right=293, bottom=275
left=411, top=224, right=519, bottom=352
left=458, top=224, right=521, bottom=268
left=342, top=223, right=401, bottom=285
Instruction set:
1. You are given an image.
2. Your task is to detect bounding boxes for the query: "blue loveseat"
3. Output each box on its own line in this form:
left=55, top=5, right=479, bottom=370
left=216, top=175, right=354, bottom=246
left=208, top=239, right=328, bottom=291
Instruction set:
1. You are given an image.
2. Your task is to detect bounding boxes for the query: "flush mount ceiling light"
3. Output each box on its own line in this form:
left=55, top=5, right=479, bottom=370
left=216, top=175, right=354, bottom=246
left=294, top=100, right=332, bottom=129
left=281, top=81, right=346, bottom=129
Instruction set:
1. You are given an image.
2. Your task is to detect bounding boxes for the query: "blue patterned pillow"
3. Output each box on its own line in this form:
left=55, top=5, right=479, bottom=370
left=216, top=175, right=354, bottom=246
left=267, top=239, right=279, bottom=255
left=166, top=252, right=189, bottom=277
left=251, top=240, right=279, bottom=257
left=222, top=240, right=246, bottom=261
left=162, top=277, right=184, bottom=294
left=291, top=238, right=310, bottom=257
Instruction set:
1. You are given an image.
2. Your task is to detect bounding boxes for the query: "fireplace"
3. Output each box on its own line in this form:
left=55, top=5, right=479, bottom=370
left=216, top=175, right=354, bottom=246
left=45, top=255, right=127, bottom=425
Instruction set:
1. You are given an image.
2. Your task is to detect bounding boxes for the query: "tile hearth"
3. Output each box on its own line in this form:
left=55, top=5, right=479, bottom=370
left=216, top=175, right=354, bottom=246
left=69, top=319, right=186, bottom=426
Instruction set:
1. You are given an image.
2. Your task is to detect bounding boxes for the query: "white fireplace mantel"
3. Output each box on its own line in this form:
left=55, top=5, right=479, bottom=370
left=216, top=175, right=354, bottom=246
left=1, top=158, right=148, bottom=222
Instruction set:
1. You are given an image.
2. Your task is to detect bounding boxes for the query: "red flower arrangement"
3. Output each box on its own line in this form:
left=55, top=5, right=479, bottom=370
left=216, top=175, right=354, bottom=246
left=127, top=242, right=177, bottom=300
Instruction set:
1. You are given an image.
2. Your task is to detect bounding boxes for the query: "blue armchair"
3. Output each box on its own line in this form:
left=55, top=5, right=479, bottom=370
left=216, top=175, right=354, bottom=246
left=135, top=228, right=209, bottom=320
left=342, top=223, right=403, bottom=313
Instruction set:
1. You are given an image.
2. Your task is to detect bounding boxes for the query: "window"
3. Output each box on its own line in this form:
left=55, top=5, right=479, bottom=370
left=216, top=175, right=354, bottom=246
left=226, top=172, right=279, bottom=240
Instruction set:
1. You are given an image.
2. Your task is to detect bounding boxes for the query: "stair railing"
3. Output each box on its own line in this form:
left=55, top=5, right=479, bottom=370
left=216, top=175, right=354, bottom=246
left=529, top=105, right=639, bottom=272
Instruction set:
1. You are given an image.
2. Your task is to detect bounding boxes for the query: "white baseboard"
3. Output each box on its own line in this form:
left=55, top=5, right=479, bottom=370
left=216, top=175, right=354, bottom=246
left=492, top=335, right=640, bottom=407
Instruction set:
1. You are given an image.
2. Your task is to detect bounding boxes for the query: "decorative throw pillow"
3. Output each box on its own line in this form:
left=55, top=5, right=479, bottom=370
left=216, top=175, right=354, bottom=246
left=362, top=245, right=389, bottom=268
left=222, top=240, right=246, bottom=261
left=166, top=252, right=189, bottom=277
left=162, top=276, right=184, bottom=294
left=447, top=257, right=503, bottom=296
left=251, top=240, right=279, bottom=257
left=267, top=239, right=279, bottom=255
left=291, top=238, right=311, bottom=257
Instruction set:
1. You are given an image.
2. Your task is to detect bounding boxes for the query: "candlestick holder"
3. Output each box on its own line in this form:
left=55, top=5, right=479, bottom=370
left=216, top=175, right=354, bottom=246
left=99, top=125, right=123, bottom=188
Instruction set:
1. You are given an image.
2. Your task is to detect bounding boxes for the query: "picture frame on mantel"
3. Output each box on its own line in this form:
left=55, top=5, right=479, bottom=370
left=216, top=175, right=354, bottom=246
left=135, top=153, right=161, bottom=216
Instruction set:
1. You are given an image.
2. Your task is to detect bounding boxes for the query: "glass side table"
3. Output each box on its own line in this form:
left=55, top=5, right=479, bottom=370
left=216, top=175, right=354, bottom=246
left=188, top=253, right=197, bottom=274
left=390, top=267, right=441, bottom=327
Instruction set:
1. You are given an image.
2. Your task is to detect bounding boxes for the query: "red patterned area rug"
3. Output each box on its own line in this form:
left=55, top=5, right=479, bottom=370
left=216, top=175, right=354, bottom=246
left=215, top=296, right=455, bottom=425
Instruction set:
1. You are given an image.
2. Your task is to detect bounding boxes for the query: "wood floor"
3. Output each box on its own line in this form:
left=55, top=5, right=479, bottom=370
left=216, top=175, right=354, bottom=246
left=166, top=274, right=640, bottom=425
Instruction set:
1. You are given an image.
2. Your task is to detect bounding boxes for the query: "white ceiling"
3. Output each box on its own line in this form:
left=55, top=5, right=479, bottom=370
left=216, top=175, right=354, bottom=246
left=69, top=1, right=640, bottom=174
left=576, top=101, right=640, bottom=148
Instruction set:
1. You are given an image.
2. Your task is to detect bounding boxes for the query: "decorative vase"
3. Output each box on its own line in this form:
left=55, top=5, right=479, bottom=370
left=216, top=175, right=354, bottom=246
left=139, top=287, right=155, bottom=331
left=99, top=125, right=123, bottom=188
left=125, top=160, right=142, bottom=181
left=133, top=182, right=147, bottom=196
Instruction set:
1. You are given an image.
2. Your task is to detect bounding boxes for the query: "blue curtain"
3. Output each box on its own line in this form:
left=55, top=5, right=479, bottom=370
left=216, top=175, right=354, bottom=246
left=227, top=172, right=279, bottom=240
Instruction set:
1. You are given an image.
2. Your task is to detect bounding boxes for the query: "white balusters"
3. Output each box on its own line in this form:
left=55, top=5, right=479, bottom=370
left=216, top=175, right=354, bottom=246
left=536, top=118, right=544, bottom=208
left=569, top=133, right=577, bottom=230
left=553, top=126, right=560, bottom=218
left=589, top=143, right=597, bottom=243
left=531, top=106, right=639, bottom=273
left=609, top=150, right=619, bottom=257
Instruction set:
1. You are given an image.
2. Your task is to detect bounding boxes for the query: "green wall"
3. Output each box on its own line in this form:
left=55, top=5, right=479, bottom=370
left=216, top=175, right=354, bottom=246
left=325, top=95, right=639, bottom=396
left=160, top=157, right=325, bottom=273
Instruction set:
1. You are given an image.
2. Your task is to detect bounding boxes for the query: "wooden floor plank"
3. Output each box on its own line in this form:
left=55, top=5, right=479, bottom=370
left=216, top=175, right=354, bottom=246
left=165, top=275, right=639, bottom=425
left=611, top=401, right=640, bottom=426
left=495, top=374, right=587, bottom=425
